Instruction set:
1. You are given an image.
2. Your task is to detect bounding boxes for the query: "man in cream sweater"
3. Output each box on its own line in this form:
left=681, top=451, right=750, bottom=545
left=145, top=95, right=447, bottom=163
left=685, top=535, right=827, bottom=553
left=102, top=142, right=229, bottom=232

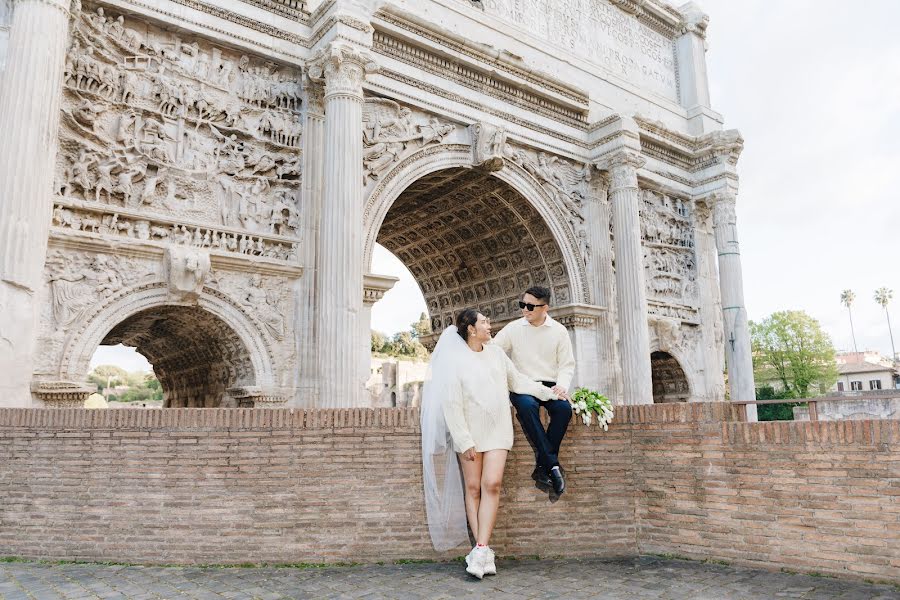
left=492, top=286, right=575, bottom=495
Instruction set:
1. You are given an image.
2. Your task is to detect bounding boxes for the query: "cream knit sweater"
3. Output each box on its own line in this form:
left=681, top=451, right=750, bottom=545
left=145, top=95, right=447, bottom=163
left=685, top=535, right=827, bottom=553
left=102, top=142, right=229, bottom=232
left=442, top=344, right=554, bottom=453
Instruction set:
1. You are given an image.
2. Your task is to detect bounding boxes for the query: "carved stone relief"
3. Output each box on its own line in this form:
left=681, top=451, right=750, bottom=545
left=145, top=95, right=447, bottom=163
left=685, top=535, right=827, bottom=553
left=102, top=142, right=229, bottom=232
left=504, top=145, right=590, bottom=232
left=213, top=272, right=290, bottom=342
left=469, top=122, right=506, bottom=171
left=55, top=4, right=303, bottom=257
left=640, top=189, right=698, bottom=318
left=165, top=246, right=210, bottom=302
left=362, top=98, right=455, bottom=183
left=45, top=249, right=157, bottom=330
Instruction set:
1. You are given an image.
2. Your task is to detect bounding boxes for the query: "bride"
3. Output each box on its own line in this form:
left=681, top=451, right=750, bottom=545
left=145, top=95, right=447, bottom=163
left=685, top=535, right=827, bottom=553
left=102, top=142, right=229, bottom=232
left=421, top=308, right=567, bottom=579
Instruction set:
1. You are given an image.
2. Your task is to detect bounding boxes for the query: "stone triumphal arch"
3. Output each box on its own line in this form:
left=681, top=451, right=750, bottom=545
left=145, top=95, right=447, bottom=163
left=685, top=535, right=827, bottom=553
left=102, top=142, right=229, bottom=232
left=0, top=0, right=756, bottom=413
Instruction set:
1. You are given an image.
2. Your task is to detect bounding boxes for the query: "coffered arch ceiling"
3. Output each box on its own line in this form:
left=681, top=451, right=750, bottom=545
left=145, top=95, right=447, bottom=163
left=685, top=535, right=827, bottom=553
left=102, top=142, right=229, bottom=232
left=376, top=167, right=571, bottom=334
left=101, top=305, right=256, bottom=407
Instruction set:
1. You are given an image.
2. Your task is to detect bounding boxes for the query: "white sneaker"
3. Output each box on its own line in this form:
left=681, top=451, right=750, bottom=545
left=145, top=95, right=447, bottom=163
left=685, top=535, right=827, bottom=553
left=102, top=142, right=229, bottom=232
left=483, top=547, right=496, bottom=576
left=465, top=546, right=486, bottom=579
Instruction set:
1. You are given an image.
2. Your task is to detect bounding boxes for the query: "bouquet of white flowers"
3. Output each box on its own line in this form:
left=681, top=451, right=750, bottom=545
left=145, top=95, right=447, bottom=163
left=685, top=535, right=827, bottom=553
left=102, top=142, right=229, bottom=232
left=569, top=387, right=614, bottom=430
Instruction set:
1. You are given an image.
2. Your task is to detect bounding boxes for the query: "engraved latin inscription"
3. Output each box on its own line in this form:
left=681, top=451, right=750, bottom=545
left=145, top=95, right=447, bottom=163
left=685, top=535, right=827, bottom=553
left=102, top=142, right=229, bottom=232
left=482, top=0, right=678, bottom=101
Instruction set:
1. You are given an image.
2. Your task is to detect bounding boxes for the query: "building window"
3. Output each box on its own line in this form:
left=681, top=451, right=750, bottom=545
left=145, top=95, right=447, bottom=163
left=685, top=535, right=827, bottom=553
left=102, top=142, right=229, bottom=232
left=851, top=381, right=863, bottom=391
left=837, top=382, right=845, bottom=392
left=869, top=380, right=882, bottom=390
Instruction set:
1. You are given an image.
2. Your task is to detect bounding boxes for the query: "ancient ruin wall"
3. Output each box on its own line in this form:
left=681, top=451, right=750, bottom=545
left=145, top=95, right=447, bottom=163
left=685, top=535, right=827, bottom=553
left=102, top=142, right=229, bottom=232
left=0, top=404, right=895, bottom=582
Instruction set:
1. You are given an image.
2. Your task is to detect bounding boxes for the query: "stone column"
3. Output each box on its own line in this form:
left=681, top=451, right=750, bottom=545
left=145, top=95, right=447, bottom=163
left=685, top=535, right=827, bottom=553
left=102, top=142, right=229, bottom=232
left=601, top=151, right=653, bottom=405
left=692, top=197, right=726, bottom=401
left=308, top=43, right=376, bottom=408
left=294, top=78, right=325, bottom=407
left=712, top=192, right=757, bottom=420
left=0, top=0, right=73, bottom=407
left=360, top=273, right=398, bottom=404
left=581, top=173, right=620, bottom=398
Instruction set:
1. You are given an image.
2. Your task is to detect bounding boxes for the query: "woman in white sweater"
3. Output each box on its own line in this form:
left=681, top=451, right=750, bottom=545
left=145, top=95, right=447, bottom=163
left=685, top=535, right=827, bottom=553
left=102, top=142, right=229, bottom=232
left=421, top=308, right=563, bottom=579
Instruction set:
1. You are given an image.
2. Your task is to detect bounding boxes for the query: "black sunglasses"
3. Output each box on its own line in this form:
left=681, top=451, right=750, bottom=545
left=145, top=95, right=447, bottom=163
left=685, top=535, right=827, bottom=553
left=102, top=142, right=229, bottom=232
left=518, top=301, right=547, bottom=311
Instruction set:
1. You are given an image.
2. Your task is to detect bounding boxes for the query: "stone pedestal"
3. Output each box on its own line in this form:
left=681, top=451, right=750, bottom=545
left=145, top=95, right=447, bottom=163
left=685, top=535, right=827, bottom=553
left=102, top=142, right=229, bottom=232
left=308, top=43, right=376, bottom=408
left=712, top=192, right=757, bottom=420
left=0, top=0, right=73, bottom=407
left=602, top=152, right=653, bottom=405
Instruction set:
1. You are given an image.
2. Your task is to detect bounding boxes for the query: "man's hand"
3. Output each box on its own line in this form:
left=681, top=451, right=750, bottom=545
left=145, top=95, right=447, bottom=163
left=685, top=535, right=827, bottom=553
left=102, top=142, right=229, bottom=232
left=462, top=447, right=476, bottom=461
left=551, top=385, right=570, bottom=401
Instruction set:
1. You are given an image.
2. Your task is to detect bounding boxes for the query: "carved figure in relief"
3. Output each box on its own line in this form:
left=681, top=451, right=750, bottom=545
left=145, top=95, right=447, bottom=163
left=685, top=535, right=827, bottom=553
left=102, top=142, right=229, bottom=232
left=241, top=274, right=286, bottom=340
left=62, top=149, right=97, bottom=197
left=71, top=98, right=104, bottom=132
left=362, top=99, right=453, bottom=181
left=94, top=159, right=116, bottom=203
left=470, top=122, right=506, bottom=171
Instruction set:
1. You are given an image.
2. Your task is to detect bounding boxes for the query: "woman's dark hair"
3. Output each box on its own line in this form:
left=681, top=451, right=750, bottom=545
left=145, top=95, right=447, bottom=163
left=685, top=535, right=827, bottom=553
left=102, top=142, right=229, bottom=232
left=524, top=286, right=551, bottom=305
left=455, top=308, right=480, bottom=341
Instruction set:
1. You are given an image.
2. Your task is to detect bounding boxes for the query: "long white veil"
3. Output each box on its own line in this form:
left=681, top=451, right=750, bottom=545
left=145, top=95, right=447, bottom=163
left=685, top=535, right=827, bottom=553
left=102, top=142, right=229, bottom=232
left=420, top=326, right=469, bottom=551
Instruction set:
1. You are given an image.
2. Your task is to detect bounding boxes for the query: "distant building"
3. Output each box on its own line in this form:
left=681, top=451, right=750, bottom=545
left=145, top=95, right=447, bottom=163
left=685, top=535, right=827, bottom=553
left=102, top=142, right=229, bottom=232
left=831, top=352, right=899, bottom=393
left=366, top=357, right=428, bottom=408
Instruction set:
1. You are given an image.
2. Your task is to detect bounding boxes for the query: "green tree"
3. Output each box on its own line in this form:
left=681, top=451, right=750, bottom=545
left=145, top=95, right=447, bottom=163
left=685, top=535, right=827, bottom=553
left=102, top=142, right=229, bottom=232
left=750, top=310, right=839, bottom=398
left=840, top=289, right=858, bottom=353
left=411, top=312, right=431, bottom=338
left=144, top=373, right=163, bottom=402
left=371, top=330, right=388, bottom=353
left=754, top=385, right=799, bottom=421
left=874, top=287, right=896, bottom=361
left=87, top=364, right=128, bottom=393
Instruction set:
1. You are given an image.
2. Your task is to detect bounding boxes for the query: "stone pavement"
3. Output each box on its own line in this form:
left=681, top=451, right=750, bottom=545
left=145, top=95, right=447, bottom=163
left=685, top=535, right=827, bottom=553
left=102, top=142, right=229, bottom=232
left=0, top=556, right=897, bottom=600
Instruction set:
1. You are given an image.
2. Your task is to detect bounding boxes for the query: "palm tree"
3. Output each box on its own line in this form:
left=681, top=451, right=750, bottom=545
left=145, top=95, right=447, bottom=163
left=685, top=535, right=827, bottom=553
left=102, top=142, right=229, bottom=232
left=840, top=289, right=858, bottom=354
left=874, top=287, right=896, bottom=363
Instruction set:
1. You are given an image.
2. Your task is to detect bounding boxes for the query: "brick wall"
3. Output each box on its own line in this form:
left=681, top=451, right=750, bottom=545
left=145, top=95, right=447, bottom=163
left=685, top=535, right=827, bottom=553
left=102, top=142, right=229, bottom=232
left=0, top=405, right=897, bottom=582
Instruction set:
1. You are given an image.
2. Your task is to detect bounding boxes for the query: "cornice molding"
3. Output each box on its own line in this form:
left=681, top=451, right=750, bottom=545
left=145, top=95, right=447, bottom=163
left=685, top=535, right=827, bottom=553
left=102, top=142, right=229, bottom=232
left=236, top=0, right=310, bottom=24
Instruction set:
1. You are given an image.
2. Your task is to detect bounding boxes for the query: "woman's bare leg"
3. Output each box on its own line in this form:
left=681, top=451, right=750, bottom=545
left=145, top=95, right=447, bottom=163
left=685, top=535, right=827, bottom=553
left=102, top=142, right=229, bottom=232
left=476, top=449, right=508, bottom=546
left=459, top=451, right=483, bottom=540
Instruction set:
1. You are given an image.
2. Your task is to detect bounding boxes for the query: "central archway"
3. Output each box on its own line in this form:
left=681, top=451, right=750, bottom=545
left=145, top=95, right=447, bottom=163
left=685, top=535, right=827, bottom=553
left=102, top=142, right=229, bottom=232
left=364, top=145, right=589, bottom=340
left=375, top=166, right=573, bottom=334
left=101, top=305, right=256, bottom=407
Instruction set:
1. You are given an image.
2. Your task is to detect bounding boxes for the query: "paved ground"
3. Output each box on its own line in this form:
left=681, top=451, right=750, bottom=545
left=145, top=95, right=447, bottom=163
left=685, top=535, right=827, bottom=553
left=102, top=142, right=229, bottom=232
left=0, top=556, right=897, bottom=600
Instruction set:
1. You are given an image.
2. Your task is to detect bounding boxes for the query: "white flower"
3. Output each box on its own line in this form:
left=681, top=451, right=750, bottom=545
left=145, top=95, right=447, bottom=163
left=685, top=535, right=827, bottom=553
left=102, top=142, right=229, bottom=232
left=602, top=423, right=608, bottom=431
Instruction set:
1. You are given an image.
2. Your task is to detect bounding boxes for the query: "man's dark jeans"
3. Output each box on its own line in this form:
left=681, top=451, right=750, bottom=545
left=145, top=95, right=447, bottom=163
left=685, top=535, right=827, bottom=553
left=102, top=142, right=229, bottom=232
left=509, top=381, right=572, bottom=473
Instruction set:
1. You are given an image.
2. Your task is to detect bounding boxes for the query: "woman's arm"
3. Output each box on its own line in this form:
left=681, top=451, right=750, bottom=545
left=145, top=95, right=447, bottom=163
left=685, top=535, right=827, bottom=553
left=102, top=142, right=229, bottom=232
left=441, top=376, right=476, bottom=454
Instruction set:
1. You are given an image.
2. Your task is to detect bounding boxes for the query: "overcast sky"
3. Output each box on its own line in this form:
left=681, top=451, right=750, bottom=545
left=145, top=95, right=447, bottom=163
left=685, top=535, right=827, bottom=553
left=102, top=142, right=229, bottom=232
left=94, top=0, right=900, bottom=372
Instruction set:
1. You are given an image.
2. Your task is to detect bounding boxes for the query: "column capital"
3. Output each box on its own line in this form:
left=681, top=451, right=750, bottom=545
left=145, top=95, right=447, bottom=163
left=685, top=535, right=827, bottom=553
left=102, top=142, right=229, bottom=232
left=308, top=42, right=378, bottom=100
left=697, top=129, right=744, bottom=166
left=363, top=273, right=398, bottom=306
left=677, top=2, right=709, bottom=38
left=303, top=73, right=326, bottom=116
left=32, top=381, right=93, bottom=408
left=596, top=151, right=645, bottom=191
left=13, top=0, right=76, bottom=17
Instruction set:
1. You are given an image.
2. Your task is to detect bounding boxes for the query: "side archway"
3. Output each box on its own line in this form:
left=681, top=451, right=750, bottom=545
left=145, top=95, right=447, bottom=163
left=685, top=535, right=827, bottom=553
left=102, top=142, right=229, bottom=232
left=59, top=283, right=276, bottom=406
left=650, top=351, right=691, bottom=403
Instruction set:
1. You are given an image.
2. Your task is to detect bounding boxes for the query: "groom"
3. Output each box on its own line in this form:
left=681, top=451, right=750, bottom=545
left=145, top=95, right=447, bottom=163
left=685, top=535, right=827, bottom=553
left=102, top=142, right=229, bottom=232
left=492, top=286, right=575, bottom=496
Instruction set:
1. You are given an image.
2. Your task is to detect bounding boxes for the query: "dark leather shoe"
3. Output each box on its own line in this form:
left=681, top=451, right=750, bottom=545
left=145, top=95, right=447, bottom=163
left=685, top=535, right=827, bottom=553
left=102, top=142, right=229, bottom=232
left=549, top=467, right=565, bottom=495
left=531, top=467, right=551, bottom=488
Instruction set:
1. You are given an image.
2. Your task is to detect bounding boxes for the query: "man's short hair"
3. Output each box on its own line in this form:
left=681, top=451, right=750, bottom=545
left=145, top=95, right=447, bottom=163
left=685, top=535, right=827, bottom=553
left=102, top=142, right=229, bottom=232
left=523, top=286, right=551, bottom=305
